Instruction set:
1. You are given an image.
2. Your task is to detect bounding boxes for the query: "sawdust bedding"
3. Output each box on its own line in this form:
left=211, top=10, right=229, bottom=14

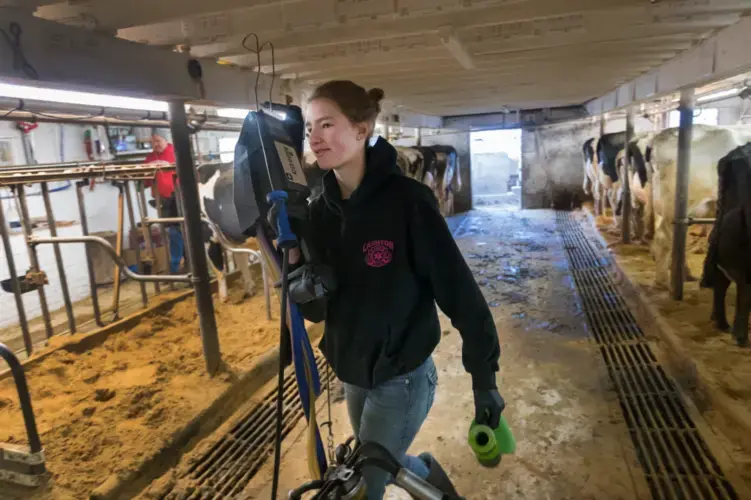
left=590, top=212, right=751, bottom=422
left=0, top=284, right=280, bottom=499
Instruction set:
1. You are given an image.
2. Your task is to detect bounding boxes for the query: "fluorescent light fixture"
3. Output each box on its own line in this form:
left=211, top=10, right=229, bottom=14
left=216, top=108, right=251, bottom=119
left=216, top=108, right=286, bottom=120
left=697, top=88, right=739, bottom=103
left=0, top=82, right=168, bottom=112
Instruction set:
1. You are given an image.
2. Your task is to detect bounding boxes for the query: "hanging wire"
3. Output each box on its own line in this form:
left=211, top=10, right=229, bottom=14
left=241, top=33, right=276, bottom=113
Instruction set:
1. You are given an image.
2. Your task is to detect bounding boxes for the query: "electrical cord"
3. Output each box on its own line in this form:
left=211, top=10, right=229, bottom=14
left=1, top=22, right=39, bottom=80
left=271, top=245, right=291, bottom=500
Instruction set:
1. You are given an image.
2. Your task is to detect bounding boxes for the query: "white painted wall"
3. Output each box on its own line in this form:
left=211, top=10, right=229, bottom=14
left=0, top=122, right=231, bottom=330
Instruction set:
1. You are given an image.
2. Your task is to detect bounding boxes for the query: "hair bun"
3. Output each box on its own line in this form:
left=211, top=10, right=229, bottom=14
left=367, top=87, right=385, bottom=108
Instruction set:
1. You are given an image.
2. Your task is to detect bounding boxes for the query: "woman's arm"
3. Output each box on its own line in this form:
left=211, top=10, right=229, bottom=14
left=408, top=185, right=501, bottom=391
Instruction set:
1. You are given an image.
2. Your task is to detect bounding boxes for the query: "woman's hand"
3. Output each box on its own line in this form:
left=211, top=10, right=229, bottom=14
left=473, top=389, right=505, bottom=429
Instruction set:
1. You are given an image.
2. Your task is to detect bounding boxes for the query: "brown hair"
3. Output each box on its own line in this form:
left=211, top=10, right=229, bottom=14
left=309, top=80, right=385, bottom=129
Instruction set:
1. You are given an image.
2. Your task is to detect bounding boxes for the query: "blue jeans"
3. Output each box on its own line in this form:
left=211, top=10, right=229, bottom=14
left=343, top=356, right=438, bottom=499
left=167, top=225, right=184, bottom=274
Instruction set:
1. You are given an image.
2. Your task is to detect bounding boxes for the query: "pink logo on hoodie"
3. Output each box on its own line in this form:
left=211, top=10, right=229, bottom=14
left=363, top=240, right=394, bottom=268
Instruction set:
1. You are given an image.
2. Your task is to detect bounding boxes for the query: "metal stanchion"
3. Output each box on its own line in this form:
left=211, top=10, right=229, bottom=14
left=153, top=187, right=175, bottom=291
left=122, top=182, right=148, bottom=307
left=622, top=107, right=634, bottom=244
left=15, top=185, right=53, bottom=338
left=0, top=199, right=32, bottom=354
left=136, top=181, right=160, bottom=295
left=75, top=180, right=103, bottom=327
left=671, top=88, right=695, bottom=300
left=40, top=182, right=76, bottom=334
left=169, top=100, right=221, bottom=375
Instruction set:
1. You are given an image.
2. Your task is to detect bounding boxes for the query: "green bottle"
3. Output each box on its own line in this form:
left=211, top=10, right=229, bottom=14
left=467, top=415, right=516, bottom=467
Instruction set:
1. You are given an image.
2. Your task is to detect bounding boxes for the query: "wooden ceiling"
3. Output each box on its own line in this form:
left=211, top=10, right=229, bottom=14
left=28, top=0, right=751, bottom=116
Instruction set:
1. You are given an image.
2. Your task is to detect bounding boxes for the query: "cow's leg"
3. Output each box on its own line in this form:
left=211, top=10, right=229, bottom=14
left=733, top=280, right=749, bottom=347
left=711, top=271, right=731, bottom=332
left=207, top=240, right=229, bottom=303
left=593, top=180, right=602, bottom=216
left=233, top=251, right=256, bottom=298
left=653, top=218, right=671, bottom=289
left=634, top=202, right=645, bottom=243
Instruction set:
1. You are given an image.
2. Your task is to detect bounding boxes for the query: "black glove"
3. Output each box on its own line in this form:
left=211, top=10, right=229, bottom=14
left=473, top=389, right=505, bottom=429
left=266, top=197, right=308, bottom=235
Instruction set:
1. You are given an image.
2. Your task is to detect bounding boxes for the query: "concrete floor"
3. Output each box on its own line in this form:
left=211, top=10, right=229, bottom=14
left=243, top=200, right=653, bottom=499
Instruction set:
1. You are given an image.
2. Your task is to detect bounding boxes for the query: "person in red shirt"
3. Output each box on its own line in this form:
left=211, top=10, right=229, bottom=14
left=144, top=130, right=184, bottom=273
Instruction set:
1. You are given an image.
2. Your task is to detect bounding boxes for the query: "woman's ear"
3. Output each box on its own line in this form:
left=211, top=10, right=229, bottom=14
left=356, top=122, right=369, bottom=141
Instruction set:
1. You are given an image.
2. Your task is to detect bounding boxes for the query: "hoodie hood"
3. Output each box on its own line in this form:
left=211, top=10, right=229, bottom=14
left=321, top=136, right=401, bottom=211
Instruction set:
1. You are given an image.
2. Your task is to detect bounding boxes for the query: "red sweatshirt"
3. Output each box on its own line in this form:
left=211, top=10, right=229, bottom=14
left=144, top=144, right=177, bottom=199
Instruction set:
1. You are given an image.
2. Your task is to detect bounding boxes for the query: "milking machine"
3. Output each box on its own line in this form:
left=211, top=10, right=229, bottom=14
left=231, top=104, right=464, bottom=499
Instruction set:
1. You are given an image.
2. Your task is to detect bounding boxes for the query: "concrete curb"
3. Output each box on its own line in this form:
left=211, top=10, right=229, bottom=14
left=579, top=208, right=751, bottom=453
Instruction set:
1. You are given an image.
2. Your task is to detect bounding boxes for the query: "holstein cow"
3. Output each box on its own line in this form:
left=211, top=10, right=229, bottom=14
left=633, top=124, right=751, bottom=291
left=700, top=142, right=751, bottom=346
left=595, top=132, right=629, bottom=227
left=611, top=132, right=657, bottom=241
left=196, top=161, right=259, bottom=302
left=581, top=138, right=601, bottom=214
left=395, top=146, right=425, bottom=182
left=429, top=145, right=460, bottom=216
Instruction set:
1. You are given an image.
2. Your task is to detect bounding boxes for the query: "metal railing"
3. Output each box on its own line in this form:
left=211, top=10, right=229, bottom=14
left=1, top=161, right=270, bottom=358
left=0, top=342, right=46, bottom=487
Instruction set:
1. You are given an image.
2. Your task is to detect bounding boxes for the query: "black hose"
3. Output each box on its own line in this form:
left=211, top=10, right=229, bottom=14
left=271, top=246, right=291, bottom=499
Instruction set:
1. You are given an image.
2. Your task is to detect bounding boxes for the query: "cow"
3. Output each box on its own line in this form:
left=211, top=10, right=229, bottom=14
left=700, top=142, right=751, bottom=347
left=595, top=132, right=629, bottom=227
left=582, top=138, right=601, bottom=213
left=196, top=161, right=260, bottom=303
left=395, top=146, right=425, bottom=182
left=631, top=124, right=751, bottom=291
left=429, top=145, right=460, bottom=216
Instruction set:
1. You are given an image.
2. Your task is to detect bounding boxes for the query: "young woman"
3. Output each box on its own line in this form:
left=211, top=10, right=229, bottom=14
left=300, top=80, right=505, bottom=498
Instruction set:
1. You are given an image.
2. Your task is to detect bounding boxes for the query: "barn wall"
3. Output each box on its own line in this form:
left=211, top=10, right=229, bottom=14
left=520, top=115, right=655, bottom=209
left=392, top=129, right=472, bottom=213
left=0, top=122, right=229, bottom=329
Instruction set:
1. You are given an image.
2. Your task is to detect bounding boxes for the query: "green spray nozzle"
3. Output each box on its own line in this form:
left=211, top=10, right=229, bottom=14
left=467, top=414, right=516, bottom=467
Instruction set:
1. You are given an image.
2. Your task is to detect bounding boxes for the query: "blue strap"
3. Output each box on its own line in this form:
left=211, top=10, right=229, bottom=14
left=267, top=192, right=327, bottom=477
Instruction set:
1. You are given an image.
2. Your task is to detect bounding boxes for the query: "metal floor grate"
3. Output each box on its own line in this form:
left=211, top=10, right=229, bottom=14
left=175, top=355, right=332, bottom=499
left=556, top=212, right=738, bottom=500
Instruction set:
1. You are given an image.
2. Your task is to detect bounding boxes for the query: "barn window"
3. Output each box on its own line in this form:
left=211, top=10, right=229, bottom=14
left=668, top=108, right=718, bottom=127
left=219, top=137, right=237, bottom=163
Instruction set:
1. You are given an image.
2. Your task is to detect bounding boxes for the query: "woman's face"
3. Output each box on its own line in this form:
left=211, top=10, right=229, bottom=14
left=306, top=98, right=368, bottom=170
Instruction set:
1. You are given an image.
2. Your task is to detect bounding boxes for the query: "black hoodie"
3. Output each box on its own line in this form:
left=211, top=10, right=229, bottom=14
left=302, top=137, right=500, bottom=391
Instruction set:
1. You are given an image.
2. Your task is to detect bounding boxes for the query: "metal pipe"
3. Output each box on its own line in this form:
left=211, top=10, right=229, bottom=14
left=0, top=110, right=243, bottom=132
left=0, top=157, right=144, bottom=173
left=136, top=181, right=160, bottom=295
left=15, top=186, right=53, bottom=338
left=0, top=199, right=32, bottom=354
left=112, top=184, right=125, bottom=320
left=169, top=100, right=221, bottom=375
left=622, top=107, right=634, bottom=244
left=671, top=88, right=695, bottom=301
left=123, top=182, right=148, bottom=307
left=683, top=217, right=716, bottom=225
left=29, top=236, right=191, bottom=283
left=75, top=181, right=103, bottom=327
left=0, top=343, right=43, bottom=455
left=40, top=183, right=76, bottom=334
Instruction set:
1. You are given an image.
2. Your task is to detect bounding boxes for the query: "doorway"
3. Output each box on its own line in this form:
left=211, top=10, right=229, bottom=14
left=470, top=129, right=522, bottom=208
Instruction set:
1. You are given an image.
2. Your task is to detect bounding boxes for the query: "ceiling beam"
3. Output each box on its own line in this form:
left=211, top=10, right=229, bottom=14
left=35, top=0, right=302, bottom=31
left=182, top=0, right=643, bottom=58
left=0, top=7, right=288, bottom=108
left=586, top=15, right=751, bottom=114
